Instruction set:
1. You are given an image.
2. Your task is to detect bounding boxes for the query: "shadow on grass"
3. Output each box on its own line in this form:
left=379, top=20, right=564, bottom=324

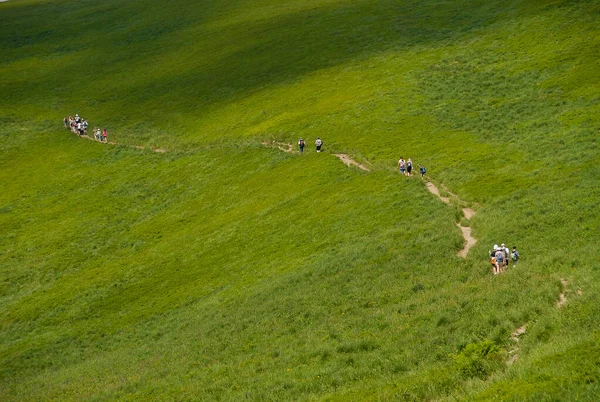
left=0, top=0, right=555, bottom=118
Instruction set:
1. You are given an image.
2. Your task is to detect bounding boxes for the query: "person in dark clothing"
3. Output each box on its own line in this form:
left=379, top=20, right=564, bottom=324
left=298, top=138, right=305, bottom=153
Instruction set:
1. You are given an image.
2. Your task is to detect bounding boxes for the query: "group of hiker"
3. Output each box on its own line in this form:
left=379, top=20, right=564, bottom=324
left=398, top=157, right=426, bottom=177
left=63, top=124, right=518, bottom=276
left=489, top=244, right=520, bottom=275
left=63, top=114, right=107, bottom=143
left=297, top=137, right=322, bottom=153
left=296, top=141, right=428, bottom=179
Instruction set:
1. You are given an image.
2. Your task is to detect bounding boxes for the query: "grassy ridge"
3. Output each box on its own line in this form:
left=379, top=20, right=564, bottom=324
left=1, top=0, right=599, bottom=400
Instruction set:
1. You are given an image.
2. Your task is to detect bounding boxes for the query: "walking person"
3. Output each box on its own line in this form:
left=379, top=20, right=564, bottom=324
left=407, top=158, right=413, bottom=176
left=63, top=117, right=68, bottom=129
left=489, top=247, right=498, bottom=274
left=511, top=246, right=520, bottom=266
left=315, top=137, right=323, bottom=152
left=490, top=244, right=505, bottom=275
left=298, top=138, right=305, bottom=153
left=398, top=157, right=406, bottom=175
left=419, top=165, right=427, bottom=177
left=495, top=246, right=506, bottom=273
left=501, top=243, right=510, bottom=268
left=102, top=128, right=108, bottom=143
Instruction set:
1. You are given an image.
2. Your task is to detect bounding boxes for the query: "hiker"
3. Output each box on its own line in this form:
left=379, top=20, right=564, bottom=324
left=315, top=137, right=323, bottom=152
left=75, top=114, right=80, bottom=123
left=490, top=245, right=506, bottom=275
left=398, top=157, right=406, bottom=175
left=63, top=117, right=68, bottom=128
left=82, top=120, right=88, bottom=135
left=102, top=128, right=108, bottom=143
left=489, top=247, right=498, bottom=274
left=298, top=138, right=305, bottom=153
left=419, top=165, right=427, bottom=177
left=495, top=246, right=506, bottom=273
left=407, top=158, right=413, bottom=176
left=511, top=246, right=520, bottom=266
left=94, top=128, right=101, bottom=141
left=501, top=243, right=510, bottom=267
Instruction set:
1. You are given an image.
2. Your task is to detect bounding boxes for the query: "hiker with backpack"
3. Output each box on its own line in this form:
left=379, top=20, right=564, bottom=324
left=511, top=246, right=520, bottom=266
left=419, top=165, right=427, bottom=177
left=489, top=249, right=497, bottom=274
left=407, top=158, right=413, bottom=176
left=315, top=137, right=323, bottom=152
left=298, top=138, right=305, bottom=153
left=489, top=245, right=505, bottom=275
left=398, top=157, right=406, bottom=175
left=102, top=128, right=108, bottom=143
left=501, top=243, right=510, bottom=267
left=496, top=247, right=506, bottom=273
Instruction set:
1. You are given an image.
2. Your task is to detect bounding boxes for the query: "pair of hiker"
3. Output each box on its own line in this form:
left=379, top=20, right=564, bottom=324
left=489, top=244, right=520, bottom=275
left=297, top=137, right=323, bottom=153
left=93, top=127, right=108, bottom=142
left=398, top=157, right=426, bottom=177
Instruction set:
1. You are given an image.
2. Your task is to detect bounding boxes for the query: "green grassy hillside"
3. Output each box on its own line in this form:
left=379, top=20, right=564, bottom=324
left=1, top=0, right=599, bottom=400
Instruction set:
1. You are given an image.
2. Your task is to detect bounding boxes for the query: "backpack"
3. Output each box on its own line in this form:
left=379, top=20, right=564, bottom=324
left=496, top=251, right=504, bottom=263
left=299, top=140, right=305, bottom=146
left=421, top=167, right=426, bottom=173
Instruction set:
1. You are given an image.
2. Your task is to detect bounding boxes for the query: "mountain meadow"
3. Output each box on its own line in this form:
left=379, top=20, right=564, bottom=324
left=1, top=0, right=599, bottom=400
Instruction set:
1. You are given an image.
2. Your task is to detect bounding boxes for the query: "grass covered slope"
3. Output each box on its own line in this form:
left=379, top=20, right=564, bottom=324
left=1, top=0, right=599, bottom=400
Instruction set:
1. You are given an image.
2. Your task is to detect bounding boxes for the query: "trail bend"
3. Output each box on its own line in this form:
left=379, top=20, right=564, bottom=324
left=425, top=181, right=477, bottom=258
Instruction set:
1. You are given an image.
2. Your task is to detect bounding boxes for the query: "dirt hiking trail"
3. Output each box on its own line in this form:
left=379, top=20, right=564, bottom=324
left=426, top=181, right=477, bottom=258
left=333, top=154, right=370, bottom=171
left=261, top=141, right=370, bottom=171
left=557, top=279, right=568, bottom=308
left=261, top=140, right=475, bottom=257
left=79, top=133, right=168, bottom=153
left=81, top=133, right=472, bottom=257
left=508, top=278, right=572, bottom=365
left=261, top=140, right=294, bottom=154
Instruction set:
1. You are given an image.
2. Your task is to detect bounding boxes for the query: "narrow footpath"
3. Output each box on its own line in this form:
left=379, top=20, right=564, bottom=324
left=425, top=182, right=477, bottom=258
left=261, top=140, right=476, bottom=257
left=508, top=278, right=574, bottom=365
left=82, top=133, right=474, bottom=257
left=80, top=133, right=474, bottom=256
left=78, top=133, right=168, bottom=153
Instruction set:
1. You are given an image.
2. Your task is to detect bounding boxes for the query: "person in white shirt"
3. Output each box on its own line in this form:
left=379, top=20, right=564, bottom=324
left=315, top=137, right=323, bottom=152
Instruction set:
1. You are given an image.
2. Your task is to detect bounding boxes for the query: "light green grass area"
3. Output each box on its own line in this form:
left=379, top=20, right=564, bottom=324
left=1, top=0, right=599, bottom=400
